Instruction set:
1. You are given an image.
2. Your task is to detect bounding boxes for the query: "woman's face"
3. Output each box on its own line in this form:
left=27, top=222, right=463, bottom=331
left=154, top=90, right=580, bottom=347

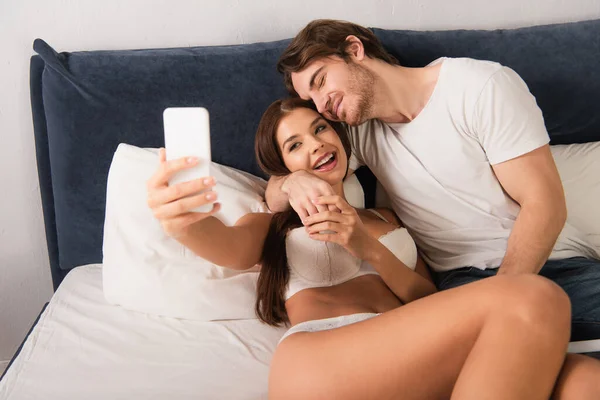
left=276, top=107, right=347, bottom=186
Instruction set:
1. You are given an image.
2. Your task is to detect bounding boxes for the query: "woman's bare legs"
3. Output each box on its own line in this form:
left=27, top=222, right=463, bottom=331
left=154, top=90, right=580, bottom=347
left=269, top=274, right=571, bottom=400
left=552, top=353, right=600, bottom=399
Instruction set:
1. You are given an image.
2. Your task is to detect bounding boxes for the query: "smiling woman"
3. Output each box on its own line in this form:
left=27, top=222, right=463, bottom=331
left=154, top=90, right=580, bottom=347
left=255, top=98, right=351, bottom=179
left=276, top=105, right=345, bottom=177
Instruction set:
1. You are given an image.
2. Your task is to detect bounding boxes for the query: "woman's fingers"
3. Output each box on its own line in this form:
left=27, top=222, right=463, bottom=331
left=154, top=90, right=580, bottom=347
left=146, top=149, right=221, bottom=238
left=307, top=231, right=341, bottom=245
left=152, top=190, right=218, bottom=219
left=306, top=221, right=341, bottom=235
left=161, top=203, right=221, bottom=237
left=303, top=210, right=347, bottom=227
left=148, top=177, right=216, bottom=208
left=148, top=149, right=199, bottom=188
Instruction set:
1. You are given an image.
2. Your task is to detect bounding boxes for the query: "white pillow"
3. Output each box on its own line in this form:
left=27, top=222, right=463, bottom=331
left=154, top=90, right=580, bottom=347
left=102, top=143, right=365, bottom=320
left=102, top=144, right=269, bottom=320
left=551, top=142, right=600, bottom=253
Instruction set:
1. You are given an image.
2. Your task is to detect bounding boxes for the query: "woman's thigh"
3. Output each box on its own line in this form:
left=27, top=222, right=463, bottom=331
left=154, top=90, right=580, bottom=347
left=269, top=274, right=569, bottom=400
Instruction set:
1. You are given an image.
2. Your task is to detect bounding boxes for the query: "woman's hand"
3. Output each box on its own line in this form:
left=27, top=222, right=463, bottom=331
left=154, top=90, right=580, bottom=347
left=146, top=148, right=220, bottom=238
left=303, top=195, right=379, bottom=260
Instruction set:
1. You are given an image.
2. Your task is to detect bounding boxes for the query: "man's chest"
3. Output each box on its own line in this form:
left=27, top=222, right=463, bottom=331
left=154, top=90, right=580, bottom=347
left=371, top=124, right=493, bottom=191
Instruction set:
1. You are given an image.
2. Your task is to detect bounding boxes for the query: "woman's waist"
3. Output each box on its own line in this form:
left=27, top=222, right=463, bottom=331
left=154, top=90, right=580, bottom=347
left=285, top=275, right=401, bottom=326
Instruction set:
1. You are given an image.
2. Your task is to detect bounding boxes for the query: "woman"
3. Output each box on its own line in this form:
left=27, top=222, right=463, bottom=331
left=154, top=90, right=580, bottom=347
left=147, top=98, right=600, bottom=399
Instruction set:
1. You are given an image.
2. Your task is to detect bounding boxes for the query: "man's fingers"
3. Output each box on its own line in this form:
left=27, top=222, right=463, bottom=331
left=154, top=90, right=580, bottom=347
left=314, top=195, right=352, bottom=213
left=289, top=199, right=309, bottom=222
left=327, top=204, right=342, bottom=213
left=296, top=208, right=309, bottom=222
left=315, top=203, right=328, bottom=214
left=284, top=171, right=336, bottom=222
left=304, top=201, right=320, bottom=217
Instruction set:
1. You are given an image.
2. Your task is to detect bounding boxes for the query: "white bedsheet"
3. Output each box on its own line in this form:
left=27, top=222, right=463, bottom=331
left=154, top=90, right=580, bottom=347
left=0, top=264, right=286, bottom=400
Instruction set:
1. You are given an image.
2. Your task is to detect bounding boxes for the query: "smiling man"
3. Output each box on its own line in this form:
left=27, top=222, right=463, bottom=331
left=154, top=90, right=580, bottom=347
left=265, top=19, right=600, bottom=336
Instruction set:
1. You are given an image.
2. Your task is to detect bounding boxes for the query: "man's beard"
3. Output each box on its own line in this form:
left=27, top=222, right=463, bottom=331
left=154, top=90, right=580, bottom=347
left=345, top=62, right=376, bottom=126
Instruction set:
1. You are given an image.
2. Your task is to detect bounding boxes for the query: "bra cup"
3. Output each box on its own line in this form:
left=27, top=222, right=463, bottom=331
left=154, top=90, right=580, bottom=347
left=286, top=228, right=361, bottom=285
left=327, top=241, right=362, bottom=284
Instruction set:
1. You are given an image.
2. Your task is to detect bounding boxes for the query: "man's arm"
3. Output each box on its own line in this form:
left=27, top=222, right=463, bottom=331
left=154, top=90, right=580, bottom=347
left=265, top=175, right=290, bottom=213
left=492, top=144, right=567, bottom=274
left=265, top=169, right=355, bottom=220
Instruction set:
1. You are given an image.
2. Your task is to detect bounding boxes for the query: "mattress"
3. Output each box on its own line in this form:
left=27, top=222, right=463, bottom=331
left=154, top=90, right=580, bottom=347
left=0, top=264, right=286, bottom=400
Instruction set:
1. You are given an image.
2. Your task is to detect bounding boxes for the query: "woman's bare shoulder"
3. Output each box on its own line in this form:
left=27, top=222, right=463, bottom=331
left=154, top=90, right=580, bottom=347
left=371, top=208, right=403, bottom=228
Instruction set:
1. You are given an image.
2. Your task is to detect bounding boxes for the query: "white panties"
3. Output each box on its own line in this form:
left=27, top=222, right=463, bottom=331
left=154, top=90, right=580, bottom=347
left=279, top=312, right=380, bottom=344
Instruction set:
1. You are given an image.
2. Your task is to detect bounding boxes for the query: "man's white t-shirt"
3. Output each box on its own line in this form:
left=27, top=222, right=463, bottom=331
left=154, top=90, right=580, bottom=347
left=349, top=57, right=595, bottom=272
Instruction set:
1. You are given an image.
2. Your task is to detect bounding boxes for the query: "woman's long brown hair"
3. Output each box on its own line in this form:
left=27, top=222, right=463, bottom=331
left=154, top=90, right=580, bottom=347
left=254, top=98, right=351, bottom=326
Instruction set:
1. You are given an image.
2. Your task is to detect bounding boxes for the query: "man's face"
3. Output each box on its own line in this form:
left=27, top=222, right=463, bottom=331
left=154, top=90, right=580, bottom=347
left=291, top=57, right=375, bottom=126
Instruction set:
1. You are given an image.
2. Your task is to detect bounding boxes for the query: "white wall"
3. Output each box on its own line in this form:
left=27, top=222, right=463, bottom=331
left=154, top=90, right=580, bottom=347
left=1, top=0, right=599, bottom=363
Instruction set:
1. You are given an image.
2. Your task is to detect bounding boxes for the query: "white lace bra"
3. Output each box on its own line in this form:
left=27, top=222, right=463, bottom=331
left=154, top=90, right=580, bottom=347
left=285, top=209, right=418, bottom=300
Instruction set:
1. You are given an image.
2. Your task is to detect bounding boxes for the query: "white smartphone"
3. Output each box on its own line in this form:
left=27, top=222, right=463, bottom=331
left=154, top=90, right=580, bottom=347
left=163, top=107, right=213, bottom=213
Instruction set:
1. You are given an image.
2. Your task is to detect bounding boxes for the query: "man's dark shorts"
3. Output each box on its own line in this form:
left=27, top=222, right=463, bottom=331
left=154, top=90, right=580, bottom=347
left=433, top=257, right=600, bottom=341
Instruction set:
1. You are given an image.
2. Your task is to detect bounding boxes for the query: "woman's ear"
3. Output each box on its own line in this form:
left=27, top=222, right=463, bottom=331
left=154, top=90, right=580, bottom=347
left=345, top=35, right=365, bottom=61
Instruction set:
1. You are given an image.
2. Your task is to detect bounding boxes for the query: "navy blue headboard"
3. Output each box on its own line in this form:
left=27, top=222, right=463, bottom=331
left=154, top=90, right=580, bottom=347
left=30, top=19, right=600, bottom=290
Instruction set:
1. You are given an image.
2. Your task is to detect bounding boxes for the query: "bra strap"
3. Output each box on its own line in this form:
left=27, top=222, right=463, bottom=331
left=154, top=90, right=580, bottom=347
left=365, top=208, right=389, bottom=223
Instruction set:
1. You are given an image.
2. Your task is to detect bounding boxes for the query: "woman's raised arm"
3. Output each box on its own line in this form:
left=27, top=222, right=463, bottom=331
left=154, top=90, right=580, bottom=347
left=176, top=213, right=272, bottom=270
left=147, top=148, right=272, bottom=269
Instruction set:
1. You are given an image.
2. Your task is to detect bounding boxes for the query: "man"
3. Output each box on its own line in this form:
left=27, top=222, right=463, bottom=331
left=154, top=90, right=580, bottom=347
left=266, top=19, right=600, bottom=337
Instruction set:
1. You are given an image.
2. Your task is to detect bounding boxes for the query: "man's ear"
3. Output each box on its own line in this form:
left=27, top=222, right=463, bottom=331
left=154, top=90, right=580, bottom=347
left=345, top=35, right=365, bottom=61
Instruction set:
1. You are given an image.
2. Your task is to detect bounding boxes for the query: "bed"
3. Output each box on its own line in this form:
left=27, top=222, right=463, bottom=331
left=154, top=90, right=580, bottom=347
left=1, top=19, right=600, bottom=399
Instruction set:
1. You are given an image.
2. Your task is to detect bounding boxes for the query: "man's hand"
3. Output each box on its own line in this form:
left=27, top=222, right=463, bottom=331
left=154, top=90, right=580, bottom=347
left=281, top=170, right=340, bottom=222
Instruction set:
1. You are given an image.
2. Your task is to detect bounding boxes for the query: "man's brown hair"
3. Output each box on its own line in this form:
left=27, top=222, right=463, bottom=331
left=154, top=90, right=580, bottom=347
left=277, top=19, right=399, bottom=95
